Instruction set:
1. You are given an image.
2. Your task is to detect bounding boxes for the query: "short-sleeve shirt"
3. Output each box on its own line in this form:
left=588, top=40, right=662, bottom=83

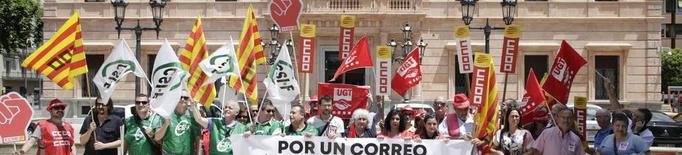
left=124, top=114, right=163, bottom=155
left=284, top=123, right=319, bottom=136
left=208, top=118, right=248, bottom=155
left=307, top=115, right=345, bottom=136
left=162, top=112, right=199, bottom=155
left=80, top=115, right=123, bottom=155
left=634, top=128, right=654, bottom=146
left=437, top=115, right=474, bottom=138
left=598, top=134, right=650, bottom=155
left=493, top=129, right=533, bottom=154
left=530, top=127, right=585, bottom=155
left=248, top=119, right=284, bottom=136
left=594, top=125, right=613, bottom=147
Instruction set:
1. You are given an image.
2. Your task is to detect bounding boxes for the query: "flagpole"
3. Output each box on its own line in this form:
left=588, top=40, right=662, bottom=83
left=501, top=73, right=509, bottom=102
left=84, top=74, right=97, bottom=141
left=464, top=73, right=471, bottom=96
left=288, top=32, right=303, bottom=102
left=220, top=78, right=228, bottom=119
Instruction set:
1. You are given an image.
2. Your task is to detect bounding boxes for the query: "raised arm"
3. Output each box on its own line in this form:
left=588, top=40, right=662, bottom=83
left=154, top=118, right=170, bottom=143
left=190, top=101, right=209, bottom=128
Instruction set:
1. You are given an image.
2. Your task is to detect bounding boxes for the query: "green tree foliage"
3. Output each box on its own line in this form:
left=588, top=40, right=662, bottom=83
left=0, top=0, right=43, bottom=56
left=662, top=48, right=682, bottom=91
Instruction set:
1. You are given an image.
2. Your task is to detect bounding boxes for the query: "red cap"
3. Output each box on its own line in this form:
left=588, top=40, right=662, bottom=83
left=415, top=109, right=428, bottom=117
left=47, top=99, right=67, bottom=111
left=452, top=93, right=470, bottom=110
left=400, top=105, right=416, bottom=117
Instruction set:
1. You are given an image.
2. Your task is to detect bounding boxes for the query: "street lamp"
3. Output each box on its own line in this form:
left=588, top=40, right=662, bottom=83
left=460, top=0, right=476, bottom=25
left=267, top=24, right=280, bottom=65
left=417, top=39, right=428, bottom=62
left=459, top=0, right=517, bottom=53
left=401, top=24, right=413, bottom=58
left=390, top=23, right=426, bottom=103
left=112, top=0, right=167, bottom=95
left=388, top=39, right=400, bottom=63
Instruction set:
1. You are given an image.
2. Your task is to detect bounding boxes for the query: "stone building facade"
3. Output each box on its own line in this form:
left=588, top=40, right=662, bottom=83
left=40, top=0, right=663, bottom=112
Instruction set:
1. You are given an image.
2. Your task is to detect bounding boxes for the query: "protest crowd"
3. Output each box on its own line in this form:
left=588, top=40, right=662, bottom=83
left=4, top=3, right=657, bottom=155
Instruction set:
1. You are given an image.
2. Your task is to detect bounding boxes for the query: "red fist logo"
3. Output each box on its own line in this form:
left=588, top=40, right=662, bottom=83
left=0, top=92, right=34, bottom=143
left=269, top=0, right=303, bottom=32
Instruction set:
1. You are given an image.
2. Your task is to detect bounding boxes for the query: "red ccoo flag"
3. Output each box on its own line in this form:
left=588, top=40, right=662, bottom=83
left=330, top=35, right=373, bottom=81
left=520, top=68, right=546, bottom=126
left=391, top=47, right=422, bottom=97
left=543, top=40, right=587, bottom=105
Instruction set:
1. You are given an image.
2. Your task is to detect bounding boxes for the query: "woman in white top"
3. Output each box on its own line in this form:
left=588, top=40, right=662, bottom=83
left=491, top=108, right=533, bottom=155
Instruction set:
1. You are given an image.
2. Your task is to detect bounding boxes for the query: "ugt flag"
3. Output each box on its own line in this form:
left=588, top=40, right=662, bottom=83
left=391, top=47, right=422, bottom=97
left=264, top=45, right=300, bottom=120
left=542, top=40, right=587, bottom=105
left=150, top=40, right=188, bottom=118
left=200, top=37, right=240, bottom=85
left=92, top=39, right=147, bottom=103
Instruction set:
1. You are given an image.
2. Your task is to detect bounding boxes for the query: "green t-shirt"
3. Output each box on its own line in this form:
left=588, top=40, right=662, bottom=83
left=247, top=119, right=283, bottom=136
left=208, top=118, right=248, bottom=155
left=162, top=112, right=198, bottom=155
left=124, top=114, right=163, bottom=155
left=284, top=123, right=319, bottom=136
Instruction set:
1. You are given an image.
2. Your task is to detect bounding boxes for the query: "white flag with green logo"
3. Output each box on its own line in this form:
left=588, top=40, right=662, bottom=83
left=150, top=40, right=188, bottom=118
left=264, top=45, right=300, bottom=105
left=200, top=37, right=240, bottom=86
left=93, top=39, right=148, bottom=104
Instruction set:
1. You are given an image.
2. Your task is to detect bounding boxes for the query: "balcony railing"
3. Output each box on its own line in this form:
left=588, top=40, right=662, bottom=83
left=305, top=0, right=422, bottom=13
left=3, top=70, right=40, bottom=79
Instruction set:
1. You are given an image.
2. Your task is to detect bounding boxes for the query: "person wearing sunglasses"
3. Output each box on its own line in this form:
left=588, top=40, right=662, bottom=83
left=15, top=99, right=75, bottom=155
left=237, top=109, right=250, bottom=125
left=190, top=99, right=248, bottom=155
left=124, top=94, right=163, bottom=155
left=154, top=91, right=200, bottom=155
left=245, top=100, right=283, bottom=136
left=79, top=97, right=123, bottom=155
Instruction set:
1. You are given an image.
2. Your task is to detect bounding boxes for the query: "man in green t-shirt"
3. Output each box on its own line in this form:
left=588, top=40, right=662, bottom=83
left=154, top=91, right=199, bottom=155
left=124, top=94, right=163, bottom=155
left=190, top=100, right=247, bottom=155
left=245, top=101, right=283, bottom=136
left=285, top=104, right=318, bottom=136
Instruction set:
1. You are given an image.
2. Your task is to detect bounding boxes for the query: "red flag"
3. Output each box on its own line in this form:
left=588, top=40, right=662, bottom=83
left=330, top=35, right=373, bottom=81
left=542, top=40, right=587, bottom=105
left=391, top=48, right=422, bottom=97
left=317, top=83, right=369, bottom=119
left=520, top=68, right=546, bottom=126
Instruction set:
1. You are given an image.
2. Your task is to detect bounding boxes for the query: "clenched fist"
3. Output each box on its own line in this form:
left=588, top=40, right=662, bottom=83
left=269, top=0, right=303, bottom=31
left=0, top=92, right=34, bottom=143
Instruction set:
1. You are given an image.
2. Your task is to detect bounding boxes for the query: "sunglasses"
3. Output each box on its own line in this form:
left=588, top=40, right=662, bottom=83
left=237, top=115, right=249, bottom=119
left=181, top=96, right=190, bottom=101
left=135, top=101, right=149, bottom=105
left=266, top=109, right=276, bottom=113
left=52, top=106, right=65, bottom=110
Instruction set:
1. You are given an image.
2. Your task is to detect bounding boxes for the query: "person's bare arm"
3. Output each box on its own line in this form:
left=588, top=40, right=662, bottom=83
left=79, top=122, right=96, bottom=145
left=94, top=139, right=122, bottom=150
left=601, top=73, right=622, bottom=112
left=190, top=101, right=209, bottom=128
left=154, top=118, right=171, bottom=143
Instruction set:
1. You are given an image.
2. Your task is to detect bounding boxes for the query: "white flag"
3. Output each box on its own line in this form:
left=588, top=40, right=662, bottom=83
left=264, top=45, right=300, bottom=118
left=149, top=40, right=188, bottom=118
left=200, top=37, right=240, bottom=85
left=93, top=39, right=147, bottom=104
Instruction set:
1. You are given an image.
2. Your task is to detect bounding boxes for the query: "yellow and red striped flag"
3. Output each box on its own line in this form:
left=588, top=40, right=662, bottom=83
left=21, top=12, right=87, bottom=89
left=229, top=5, right=266, bottom=103
left=179, top=17, right=216, bottom=108
left=470, top=52, right=499, bottom=153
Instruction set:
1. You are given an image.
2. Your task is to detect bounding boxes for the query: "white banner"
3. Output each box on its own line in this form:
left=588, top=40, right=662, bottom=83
left=375, top=46, right=392, bottom=96
left=230, top=135, right=473, bottom=155
left=454, top=26, right=473, bottom=74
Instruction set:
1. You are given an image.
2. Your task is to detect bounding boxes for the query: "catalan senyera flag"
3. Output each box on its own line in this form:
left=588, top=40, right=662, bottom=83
left=470, top=53, right=499, bottom=153
left=21, top=12, right=87, bottom=89
left=229, top=5, right=266, bottom=103
left=179, top=17, right=216, bottom=108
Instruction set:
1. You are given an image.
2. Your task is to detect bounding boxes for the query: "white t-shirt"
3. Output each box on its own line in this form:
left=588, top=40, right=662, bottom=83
left=307, top=115, right=345, bottom=136
left=437, top=114, right=474, bottom=137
